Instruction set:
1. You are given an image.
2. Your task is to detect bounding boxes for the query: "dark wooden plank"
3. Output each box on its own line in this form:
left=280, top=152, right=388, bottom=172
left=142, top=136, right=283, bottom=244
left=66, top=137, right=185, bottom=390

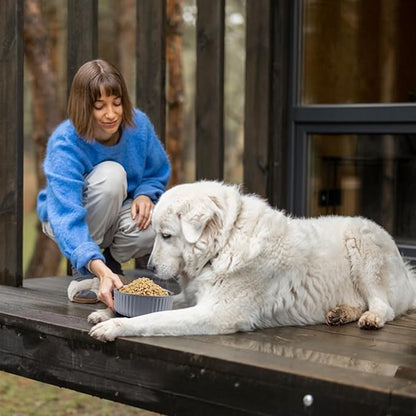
left=0, top=306, right=408, bottom=416
left=11, top=278, right=416, bottom=374
left=195, top=0, right=225, bottom=180
left=3, top=286, right=416, bottom=388
left=268, top=0, right=291, bottom=207
left=243, top=0, right=291, bottom=205
left=0, top=277, right=415, bottom=415
left=244, top=0, right=272, bottom=198
left=136, top=329, right=414, bottom=385
left=212, top=324, right=416, bottom=377
left=24, top=275, right=73, bottom=292
left=136, top=0, right=166, bottom=142
left=392, top=383, right=416, bottom=416
left=67, top=0, right=98, bottom=93
left=0, top=0, right=23, bottom=287
left=299, top=314, right=416, bottom=345
left=388, top=313, right=416, bottom=329
left=0, top=281, right=93, bottom=322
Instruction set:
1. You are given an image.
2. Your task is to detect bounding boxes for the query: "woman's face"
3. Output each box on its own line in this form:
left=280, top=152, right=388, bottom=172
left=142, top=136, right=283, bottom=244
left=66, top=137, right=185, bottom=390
left=92, top=86, right=123, bottom=145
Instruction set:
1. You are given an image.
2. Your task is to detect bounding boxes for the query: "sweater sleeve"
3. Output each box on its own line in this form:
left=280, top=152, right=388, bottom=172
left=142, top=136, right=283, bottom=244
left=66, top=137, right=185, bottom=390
left=132, top=112, right=171, bottom=202
left=41, top=126, right=104, bottom=273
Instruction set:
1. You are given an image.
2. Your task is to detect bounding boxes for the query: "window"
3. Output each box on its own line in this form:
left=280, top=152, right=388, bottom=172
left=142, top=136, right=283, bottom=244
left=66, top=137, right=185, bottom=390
left=302, top=0, right=416, bottom=104
left=288, top=0, right=416, bottom=260
left=308, top=134, right=416, bottom=243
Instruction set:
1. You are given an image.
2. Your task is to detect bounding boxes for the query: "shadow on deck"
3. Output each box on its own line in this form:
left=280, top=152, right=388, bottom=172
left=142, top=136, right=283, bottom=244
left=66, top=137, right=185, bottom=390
left=0, top=275, right=415, bottom=416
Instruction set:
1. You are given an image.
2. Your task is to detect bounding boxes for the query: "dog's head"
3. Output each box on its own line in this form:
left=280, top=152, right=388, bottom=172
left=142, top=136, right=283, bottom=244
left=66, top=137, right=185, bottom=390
left=149, top=181, right=240, bottom=280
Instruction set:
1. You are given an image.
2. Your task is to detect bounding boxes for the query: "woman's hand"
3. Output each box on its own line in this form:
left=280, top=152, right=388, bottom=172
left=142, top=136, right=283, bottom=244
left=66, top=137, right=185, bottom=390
left=131, top=194, right=154, bottom=230
left=89, top=259, right=123, bottom=310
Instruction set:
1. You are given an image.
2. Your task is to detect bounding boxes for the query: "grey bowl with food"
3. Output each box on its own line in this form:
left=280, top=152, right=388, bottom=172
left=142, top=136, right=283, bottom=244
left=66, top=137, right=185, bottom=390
left=114, top=270, right=175, bottom=317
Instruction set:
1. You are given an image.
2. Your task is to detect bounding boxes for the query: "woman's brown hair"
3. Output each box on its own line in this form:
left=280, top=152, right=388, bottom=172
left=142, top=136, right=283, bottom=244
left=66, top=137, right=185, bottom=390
left=67, top=59, right=135, bottom=140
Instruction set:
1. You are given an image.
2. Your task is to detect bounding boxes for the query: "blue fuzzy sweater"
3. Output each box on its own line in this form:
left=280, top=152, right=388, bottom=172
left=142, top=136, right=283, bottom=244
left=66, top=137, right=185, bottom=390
left=37, top=109, right=171, bottom=273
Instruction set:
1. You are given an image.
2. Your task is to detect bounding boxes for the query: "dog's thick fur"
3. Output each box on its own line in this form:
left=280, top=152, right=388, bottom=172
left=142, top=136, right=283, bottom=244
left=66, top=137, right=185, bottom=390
left=88, top=181, right=416, bottom=341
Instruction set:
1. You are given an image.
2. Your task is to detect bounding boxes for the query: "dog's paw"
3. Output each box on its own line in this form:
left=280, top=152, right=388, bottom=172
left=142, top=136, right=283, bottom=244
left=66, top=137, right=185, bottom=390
left=87, top=308, right=115, bottom=324
left=326, top=307, right=347, bottom=326
left=326, top=305, right=362, bottom=326
left=358, top=311, right=383, bottom=329
left=89, top=318, right=129, bottom=342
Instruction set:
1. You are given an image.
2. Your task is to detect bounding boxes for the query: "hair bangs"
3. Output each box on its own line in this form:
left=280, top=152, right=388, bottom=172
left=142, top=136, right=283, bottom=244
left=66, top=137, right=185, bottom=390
left=89, top=73, right=123, bottom=103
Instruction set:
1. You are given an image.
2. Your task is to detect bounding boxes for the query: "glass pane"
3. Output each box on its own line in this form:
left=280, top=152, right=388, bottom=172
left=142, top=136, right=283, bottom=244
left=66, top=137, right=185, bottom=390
left=302, top=0, right=416, bottom=104
left=308, top=134, right=416, bottom=243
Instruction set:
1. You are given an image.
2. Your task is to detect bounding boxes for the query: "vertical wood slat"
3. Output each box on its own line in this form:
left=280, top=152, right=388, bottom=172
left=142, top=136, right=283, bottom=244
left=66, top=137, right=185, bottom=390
left=66, top=0, right=98, bottom=276
left=244, top=0, right=272, bottom=198
left=136, top=0, right=167, bottom=143
left=0, top=0, right=23, bottom=286
left=135, top=0, right=166, bottom=271
left=195, top=0, right=225, bottom=180
left=269, top=0, right=291, bottom=208
left=67, top=0, right=98, bottom=94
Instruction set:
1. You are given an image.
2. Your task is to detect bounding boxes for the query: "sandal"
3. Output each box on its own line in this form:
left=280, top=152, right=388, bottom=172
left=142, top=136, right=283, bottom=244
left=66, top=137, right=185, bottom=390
left=67, top=274, right=100, bottom=304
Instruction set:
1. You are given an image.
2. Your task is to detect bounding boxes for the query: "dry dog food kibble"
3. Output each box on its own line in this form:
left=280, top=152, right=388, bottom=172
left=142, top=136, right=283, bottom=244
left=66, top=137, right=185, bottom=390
left=119, top=277, right=168, bottom=296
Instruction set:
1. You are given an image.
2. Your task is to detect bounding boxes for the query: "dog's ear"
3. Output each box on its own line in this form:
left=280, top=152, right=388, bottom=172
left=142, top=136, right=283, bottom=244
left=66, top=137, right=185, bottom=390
left=180, top=196, right=222, bottom=244
left=180, top=213, right=208, bottom=243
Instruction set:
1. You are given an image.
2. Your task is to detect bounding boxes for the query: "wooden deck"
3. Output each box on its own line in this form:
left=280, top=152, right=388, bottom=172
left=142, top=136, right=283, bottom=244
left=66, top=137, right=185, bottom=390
left=0, top=275, right=415, bottom=416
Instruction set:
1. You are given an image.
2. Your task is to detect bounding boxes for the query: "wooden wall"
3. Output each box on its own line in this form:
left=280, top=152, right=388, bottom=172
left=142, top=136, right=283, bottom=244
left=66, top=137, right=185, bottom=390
left=0, top=0, right=290, bottom=286
left=0, top=0, right=24, bottom=287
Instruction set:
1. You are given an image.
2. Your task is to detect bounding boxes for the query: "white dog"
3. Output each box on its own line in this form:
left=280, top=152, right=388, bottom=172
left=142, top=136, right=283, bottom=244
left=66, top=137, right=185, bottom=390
left=88, top=181, right=416, bottom=342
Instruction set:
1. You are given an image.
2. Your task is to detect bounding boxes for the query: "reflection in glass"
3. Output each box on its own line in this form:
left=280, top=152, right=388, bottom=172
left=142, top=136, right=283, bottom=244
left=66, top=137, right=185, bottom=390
left=308, top=135, right=416, bottom=242
left=302, top=0, right=416, bottom=104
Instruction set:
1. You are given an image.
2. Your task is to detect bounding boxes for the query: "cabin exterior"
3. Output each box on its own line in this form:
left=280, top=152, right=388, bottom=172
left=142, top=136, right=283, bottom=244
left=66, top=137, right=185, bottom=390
left=1, top=1, right=415, bottom=415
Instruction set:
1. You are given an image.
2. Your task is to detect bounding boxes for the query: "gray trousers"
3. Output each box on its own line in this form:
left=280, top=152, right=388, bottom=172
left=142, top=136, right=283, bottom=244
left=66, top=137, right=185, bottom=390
left=43, top=161, right=155, bottom=264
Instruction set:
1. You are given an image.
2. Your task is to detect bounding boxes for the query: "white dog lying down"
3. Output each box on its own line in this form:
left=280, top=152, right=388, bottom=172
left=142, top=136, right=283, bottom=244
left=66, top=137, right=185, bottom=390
left=88, top=181, right=416, bottom=342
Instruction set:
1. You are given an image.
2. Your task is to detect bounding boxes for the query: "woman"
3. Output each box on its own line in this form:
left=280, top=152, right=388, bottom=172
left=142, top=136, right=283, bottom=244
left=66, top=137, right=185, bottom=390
left=37, top=59, right=171, bottom=310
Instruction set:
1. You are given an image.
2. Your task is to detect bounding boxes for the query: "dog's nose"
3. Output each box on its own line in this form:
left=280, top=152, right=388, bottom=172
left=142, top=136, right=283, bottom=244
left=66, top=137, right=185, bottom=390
left=147, top=261, right=156, bottom=273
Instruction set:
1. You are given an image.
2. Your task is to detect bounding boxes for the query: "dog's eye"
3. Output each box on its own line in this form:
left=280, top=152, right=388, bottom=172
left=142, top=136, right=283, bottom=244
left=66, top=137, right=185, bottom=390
left=161, top=233, right=171, bottom=240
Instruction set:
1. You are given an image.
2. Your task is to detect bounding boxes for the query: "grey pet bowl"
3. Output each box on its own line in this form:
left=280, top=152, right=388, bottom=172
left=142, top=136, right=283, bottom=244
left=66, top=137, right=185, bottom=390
left=114, top=269, right=174, bottom=317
